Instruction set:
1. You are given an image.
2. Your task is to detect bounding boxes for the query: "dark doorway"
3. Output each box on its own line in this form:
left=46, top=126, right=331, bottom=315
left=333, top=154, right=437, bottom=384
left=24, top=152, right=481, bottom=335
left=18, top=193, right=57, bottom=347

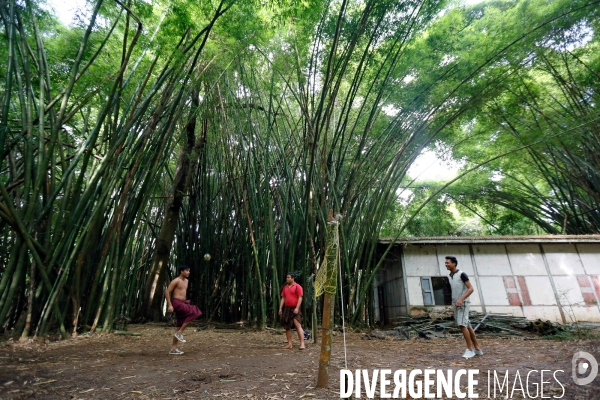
left=431, top=277, right=452, bottom=305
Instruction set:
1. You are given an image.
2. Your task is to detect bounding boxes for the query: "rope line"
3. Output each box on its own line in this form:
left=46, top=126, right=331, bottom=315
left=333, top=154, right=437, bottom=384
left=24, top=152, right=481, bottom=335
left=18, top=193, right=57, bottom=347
left=337, top=228, right=348, bottom=369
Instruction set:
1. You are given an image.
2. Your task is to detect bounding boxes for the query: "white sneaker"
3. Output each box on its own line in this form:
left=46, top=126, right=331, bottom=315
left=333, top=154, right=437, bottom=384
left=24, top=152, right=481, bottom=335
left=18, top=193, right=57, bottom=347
left=174, top=332, right=186, bottom=342
left=474, top=349, right=483, bottom=356
left=169, top=348, right=184, bottom=355
left=462, top=349, right=475, bottom=359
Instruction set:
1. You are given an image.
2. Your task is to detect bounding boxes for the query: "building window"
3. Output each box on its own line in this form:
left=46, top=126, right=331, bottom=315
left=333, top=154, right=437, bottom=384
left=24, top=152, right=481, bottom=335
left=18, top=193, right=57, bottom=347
left=421, top=277, right=434, bottom=305
left=421, top=277, right=452, bottom=306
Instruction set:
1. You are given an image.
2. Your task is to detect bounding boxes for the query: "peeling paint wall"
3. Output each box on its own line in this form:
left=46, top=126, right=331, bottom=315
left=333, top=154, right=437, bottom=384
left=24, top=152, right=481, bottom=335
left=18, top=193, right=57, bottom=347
left=376, top=241, right=600, bottom=324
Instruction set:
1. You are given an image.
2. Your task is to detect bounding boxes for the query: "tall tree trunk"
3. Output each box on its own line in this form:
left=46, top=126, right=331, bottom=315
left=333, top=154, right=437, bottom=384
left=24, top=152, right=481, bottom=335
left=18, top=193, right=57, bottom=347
left=141, top=89, right=200, bottom=320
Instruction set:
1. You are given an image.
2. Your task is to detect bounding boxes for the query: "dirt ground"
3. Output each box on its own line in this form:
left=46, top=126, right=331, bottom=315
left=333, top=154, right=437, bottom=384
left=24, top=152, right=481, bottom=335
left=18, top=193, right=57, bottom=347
left=0, top=324, right=599, bottom=399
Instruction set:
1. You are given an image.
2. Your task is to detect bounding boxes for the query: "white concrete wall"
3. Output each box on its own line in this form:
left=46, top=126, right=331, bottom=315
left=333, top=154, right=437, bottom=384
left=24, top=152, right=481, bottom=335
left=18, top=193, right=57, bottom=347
left=472, top=244, right=511, bottom=276
left=553, top=276, right=585, bottom=305
left=576, top=244, right=600, bottom=275
left=485, top=306, right=525, bottom=317
left=466, top=279, right=482, bottom=306
left=403, top=245, right=439, bottom=277
left=506, top=244, right=546, bottom=275
left=522, top=306, right=563, bottom=322
left=543, top=244, right=586, bottom=275
left=479, top=276, right=510, bottom=306
left=525, top=276, right=557, bottom=305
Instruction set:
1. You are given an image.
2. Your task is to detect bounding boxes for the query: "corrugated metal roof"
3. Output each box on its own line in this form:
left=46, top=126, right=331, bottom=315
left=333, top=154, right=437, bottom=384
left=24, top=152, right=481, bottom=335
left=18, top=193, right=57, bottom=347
left=378, top=235, right=600, bottom=245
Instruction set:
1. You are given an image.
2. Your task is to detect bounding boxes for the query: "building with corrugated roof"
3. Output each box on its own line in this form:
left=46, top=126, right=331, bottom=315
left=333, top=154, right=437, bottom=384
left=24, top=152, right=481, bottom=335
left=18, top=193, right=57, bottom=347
left=374, top=235, right=600, bottom=324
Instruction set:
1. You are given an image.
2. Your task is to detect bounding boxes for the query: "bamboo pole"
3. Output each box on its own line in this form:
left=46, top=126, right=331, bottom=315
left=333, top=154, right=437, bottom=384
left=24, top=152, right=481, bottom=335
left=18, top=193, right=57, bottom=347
left=316, top=211, right=339, bottom=388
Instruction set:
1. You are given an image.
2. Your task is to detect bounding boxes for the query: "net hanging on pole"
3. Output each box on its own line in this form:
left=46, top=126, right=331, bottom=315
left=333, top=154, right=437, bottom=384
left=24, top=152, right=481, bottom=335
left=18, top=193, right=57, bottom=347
left=314, top=213, right=340, bottom=299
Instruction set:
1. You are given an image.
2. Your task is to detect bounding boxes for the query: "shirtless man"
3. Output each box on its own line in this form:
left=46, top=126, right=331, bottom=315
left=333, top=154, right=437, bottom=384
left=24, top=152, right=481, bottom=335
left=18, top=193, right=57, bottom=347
left=165, top=265, right=202, bottom=355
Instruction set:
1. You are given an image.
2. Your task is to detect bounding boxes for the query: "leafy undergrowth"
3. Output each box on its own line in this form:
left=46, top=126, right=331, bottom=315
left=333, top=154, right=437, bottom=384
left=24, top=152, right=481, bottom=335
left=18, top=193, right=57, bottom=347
left=545, top=326, right=600, bottom=341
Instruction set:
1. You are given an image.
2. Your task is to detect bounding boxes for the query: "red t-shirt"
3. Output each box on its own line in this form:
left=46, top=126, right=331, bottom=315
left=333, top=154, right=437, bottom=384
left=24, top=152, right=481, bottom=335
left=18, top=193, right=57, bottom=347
left=281, top=283, right=303, bottom=308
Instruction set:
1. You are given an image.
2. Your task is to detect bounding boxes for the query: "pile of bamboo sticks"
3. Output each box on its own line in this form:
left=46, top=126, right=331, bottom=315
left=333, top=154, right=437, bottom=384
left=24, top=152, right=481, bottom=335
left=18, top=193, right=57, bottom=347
left=364, top=311, right=564, bottom=340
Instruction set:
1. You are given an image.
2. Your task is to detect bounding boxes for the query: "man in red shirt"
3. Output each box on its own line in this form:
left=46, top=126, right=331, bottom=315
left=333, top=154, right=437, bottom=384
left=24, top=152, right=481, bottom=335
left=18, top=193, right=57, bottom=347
left=278, top=273, right=306, bottom=350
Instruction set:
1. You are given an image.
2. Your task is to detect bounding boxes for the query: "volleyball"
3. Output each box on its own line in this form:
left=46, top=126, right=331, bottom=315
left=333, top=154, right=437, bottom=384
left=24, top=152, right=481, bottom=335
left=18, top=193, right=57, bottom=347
left=204, top=253, right=211, bottom=261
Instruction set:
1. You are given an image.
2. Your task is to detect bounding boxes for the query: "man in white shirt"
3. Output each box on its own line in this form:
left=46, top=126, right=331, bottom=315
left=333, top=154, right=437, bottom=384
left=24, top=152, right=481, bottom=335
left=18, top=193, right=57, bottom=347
left=445, top=256, right=483, bottom=359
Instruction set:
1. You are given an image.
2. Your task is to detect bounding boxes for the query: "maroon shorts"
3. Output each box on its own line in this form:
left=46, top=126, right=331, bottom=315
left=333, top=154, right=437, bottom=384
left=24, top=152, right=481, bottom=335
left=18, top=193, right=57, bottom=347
left=281, top=306, right=302, bottom=330
left=172, top=298, right=202, bottom=327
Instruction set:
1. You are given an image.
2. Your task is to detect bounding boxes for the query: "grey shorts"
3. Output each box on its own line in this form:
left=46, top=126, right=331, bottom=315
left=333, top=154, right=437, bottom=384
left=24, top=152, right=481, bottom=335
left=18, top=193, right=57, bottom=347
left=454, top=302, right=471, bottom=328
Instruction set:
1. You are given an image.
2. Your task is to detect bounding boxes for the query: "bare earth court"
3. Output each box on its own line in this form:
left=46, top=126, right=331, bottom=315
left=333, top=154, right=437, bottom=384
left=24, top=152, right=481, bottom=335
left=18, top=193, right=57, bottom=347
left=0, top=324, right=599, bottom=399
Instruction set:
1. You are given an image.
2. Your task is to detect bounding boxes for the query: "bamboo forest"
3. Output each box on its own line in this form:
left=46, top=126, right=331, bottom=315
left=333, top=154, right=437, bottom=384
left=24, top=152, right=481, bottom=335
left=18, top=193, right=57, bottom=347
left=1, top=0, right=599, bottom=342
